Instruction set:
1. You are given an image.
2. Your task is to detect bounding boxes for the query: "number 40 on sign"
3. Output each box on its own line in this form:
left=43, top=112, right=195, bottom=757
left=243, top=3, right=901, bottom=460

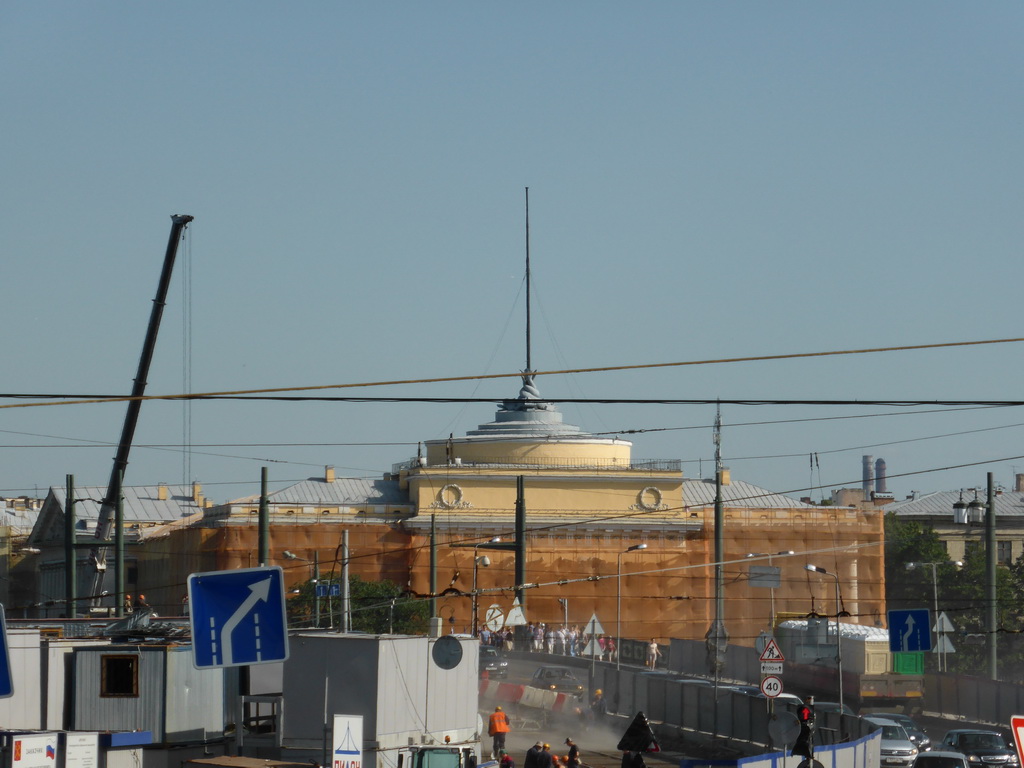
left=760, top=675, right=784, bottom=698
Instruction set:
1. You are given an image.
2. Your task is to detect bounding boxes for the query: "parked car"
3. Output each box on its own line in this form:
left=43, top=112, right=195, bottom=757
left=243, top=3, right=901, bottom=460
left=881, top=713, right=931, bottom=752
left=865, top=716, right=920, bottom=768
left=531, top=665, right=585, bottom=696
left=814, top=700, right=857, bottom=717
left=479, top=647, right=508, bottom=679
left=914, top=751, right=970, bottom=768
left=941, top=730, right=1018, bottom=766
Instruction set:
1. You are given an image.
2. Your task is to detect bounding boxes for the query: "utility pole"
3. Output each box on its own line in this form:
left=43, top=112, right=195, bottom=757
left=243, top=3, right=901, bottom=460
left=985, top=472, right=997, bottom=679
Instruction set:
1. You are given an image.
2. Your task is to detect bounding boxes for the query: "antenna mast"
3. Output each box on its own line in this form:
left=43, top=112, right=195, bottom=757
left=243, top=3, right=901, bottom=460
left=525, top=186, right=532, bottom=374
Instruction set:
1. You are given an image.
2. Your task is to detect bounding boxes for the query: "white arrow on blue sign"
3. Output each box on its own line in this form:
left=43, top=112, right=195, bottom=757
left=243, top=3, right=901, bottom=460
left=888, top=608, right=932, bottom=653
left=188, top=566, right=290, bottom=669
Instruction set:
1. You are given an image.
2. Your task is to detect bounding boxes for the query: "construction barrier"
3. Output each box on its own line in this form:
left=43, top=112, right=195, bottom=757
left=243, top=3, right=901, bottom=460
left=479, top=681, right=578, bottom=714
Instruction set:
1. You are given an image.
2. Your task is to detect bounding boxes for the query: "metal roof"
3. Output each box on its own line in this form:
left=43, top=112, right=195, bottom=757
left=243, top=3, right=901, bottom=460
left=48, top=484, right=205, bottom=523
left=884, top=489, right=1024, bottom=518
left=264, top=476, right=411, bottom=507
left=779, top=618, right=890, bottom=642
left=682, top=478, right=812, bottom=509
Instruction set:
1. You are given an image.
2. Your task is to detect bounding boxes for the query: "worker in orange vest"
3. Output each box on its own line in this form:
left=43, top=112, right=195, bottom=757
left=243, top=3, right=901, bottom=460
left=488, top=705, right=511, bottom=759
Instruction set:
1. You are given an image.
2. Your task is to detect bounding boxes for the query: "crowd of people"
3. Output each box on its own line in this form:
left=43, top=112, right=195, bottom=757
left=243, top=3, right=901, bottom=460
left=477, top=623, right=618, bottom=661
left=499, top=737, right=581, bottom=768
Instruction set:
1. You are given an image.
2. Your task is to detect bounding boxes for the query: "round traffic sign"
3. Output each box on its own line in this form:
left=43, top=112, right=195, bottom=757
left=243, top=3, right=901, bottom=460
left=760, top=675, right=784, bottom=698
left=484, top=605, right=505, bottom=632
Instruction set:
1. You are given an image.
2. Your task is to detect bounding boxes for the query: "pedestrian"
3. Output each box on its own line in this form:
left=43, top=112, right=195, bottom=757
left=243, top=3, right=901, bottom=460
left=589, top=688, right=607, bottom=725
left=488, top=706, right=511, bottom=759
left=500, top=751, right=515, bottom=768
left=646, top=638, right=662, bottom=669
left=564, top=738, right=580, bottom=768
left=524, top=741, right=545, bottom=768
left=539, top=744, right=553, bottom=768
left=605, top=636, right=616, bottom=663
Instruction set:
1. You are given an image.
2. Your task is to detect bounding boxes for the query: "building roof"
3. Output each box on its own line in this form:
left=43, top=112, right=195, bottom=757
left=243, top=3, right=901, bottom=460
left=682, top=478, right=812, bottom=509
left=0, top=500, right=42, bottom=538
left=779, top=618, right=890, bottom=642
left=28, top=484, right=207, bottom=545
left=884, top=489, right=1024, bottom=518
left=48, top=484, right=205, bottom=524
left=266, top=476, right=411, bottom=507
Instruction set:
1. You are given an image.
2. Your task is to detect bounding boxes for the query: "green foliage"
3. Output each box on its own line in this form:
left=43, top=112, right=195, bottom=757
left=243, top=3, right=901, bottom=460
left=287, top=575, right=429, bottom=634
left=884, top=512, right=1024, bottom=680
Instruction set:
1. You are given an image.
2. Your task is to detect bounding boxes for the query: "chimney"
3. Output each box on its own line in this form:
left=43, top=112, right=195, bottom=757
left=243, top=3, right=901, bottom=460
left=862, top=455, right=874, bottom=497
left=192, top=481, right=204, bottom=507
left=157, top=484, right=168, bottom=501
left=325, top=466, right=335, bottom=483
left=1016, top=474, right=1024, bottom=493
left=874, top=458, right=888, bottom=494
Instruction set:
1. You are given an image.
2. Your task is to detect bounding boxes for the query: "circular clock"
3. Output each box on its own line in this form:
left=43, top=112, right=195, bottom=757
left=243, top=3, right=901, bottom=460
left=432, top=635, right=463, bottom=670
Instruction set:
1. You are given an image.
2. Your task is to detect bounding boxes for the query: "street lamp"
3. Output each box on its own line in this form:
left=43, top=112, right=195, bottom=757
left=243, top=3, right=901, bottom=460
left=805, top=564, right=844, bottom=719
left=746, top=550, right=794, bottom=630
left=472, top=537, right=501, bottom=637
left=284, top=550, right=321, bottom=628
left=617, top=543, right=648, bottom=671
left=906, top=561, right=963, bottom=672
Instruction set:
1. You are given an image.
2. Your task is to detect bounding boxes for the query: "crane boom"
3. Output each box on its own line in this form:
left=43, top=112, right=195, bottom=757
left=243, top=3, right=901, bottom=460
left=87, top=214, right=194, bottom=602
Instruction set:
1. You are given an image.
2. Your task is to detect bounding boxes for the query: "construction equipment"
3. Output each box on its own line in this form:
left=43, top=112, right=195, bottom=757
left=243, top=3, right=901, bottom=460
left=86, top=214, right=195, bottom=607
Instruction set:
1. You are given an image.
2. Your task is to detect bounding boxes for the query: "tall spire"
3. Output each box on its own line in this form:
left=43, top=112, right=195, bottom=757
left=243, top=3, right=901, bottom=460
left=525, top=186, right=532, bottom=375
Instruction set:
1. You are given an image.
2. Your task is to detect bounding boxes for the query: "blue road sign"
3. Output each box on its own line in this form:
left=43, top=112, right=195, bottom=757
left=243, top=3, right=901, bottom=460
left=315, top=583, right=341, bottom=598
left=888, top=608, right=932, bottom=653
left=0, top=606, right=13, bottom=697
left=188, top=566, right=290, bottom=669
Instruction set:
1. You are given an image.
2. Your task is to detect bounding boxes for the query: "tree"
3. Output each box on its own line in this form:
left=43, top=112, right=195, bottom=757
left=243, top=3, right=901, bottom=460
left=287, top=575, right=429, bottom=635
left=883, top=513, right=949, bottom=613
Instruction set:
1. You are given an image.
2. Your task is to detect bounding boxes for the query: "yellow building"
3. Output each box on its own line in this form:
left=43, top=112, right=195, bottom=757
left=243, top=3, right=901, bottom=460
left=161, top=373, right=886, bottom=651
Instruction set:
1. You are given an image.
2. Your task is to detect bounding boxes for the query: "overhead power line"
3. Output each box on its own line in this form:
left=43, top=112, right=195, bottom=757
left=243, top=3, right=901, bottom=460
left=0, top=335, right=1021, bottom=409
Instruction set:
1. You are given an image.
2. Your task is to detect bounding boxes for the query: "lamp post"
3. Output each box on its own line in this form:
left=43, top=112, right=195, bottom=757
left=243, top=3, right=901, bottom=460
left=472, top=537, right=501, bottom=637
left=617, top=543, right=648, bottom=671
left=906, top=560, right=962, bottom=672
left=284, top=550, right=321, bottom=628
left=805, top=564, right=843, bottom=719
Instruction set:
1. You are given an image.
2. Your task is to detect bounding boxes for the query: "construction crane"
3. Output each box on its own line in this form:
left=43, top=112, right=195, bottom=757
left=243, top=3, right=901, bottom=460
left=86, top=214, right=194, bottom=607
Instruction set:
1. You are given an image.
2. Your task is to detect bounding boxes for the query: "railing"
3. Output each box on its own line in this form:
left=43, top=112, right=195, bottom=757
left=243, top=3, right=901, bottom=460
left=392, top=457, right=683, bottom=473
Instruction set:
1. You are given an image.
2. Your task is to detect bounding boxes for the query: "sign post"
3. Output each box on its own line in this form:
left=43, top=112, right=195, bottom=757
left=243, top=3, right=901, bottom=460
left=0, top=606, right=14, bottom=698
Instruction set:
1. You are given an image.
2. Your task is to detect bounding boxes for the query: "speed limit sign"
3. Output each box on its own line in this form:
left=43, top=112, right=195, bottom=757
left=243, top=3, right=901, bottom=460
left=760, top=675, right=784, bottom=698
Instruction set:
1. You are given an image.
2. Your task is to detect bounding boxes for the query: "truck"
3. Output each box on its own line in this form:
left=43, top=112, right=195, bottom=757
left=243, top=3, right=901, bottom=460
left=397, top=744, right=481, bottom=768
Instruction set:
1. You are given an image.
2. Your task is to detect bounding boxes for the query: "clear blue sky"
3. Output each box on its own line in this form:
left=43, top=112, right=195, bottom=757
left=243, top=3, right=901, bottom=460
left=2, top=2, right=1022, bottom=504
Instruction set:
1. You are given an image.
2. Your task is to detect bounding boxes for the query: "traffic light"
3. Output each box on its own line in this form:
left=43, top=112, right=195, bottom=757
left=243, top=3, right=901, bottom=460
left=793, top=703, right=815, bottom=759
left=792, top=723, right=813, bottom=759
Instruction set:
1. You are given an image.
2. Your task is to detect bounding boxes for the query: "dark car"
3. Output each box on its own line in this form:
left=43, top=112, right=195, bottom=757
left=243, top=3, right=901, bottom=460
left=941, top=730, right=1019, bottom=766
left=814, top=701, right=857, bottom=717
left=915, top=751, right=971, bottom=768
left=530, top=665, right=585, bottom=696
left=479, top=647, right=508, bottom=679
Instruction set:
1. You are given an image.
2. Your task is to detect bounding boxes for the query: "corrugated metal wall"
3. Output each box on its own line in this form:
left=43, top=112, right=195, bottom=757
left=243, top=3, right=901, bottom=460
left=0, top=629, right=43, bottom=730
left=73, top=646, right=166, bottom=740
left=165, top=647, right=225, bottom=742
